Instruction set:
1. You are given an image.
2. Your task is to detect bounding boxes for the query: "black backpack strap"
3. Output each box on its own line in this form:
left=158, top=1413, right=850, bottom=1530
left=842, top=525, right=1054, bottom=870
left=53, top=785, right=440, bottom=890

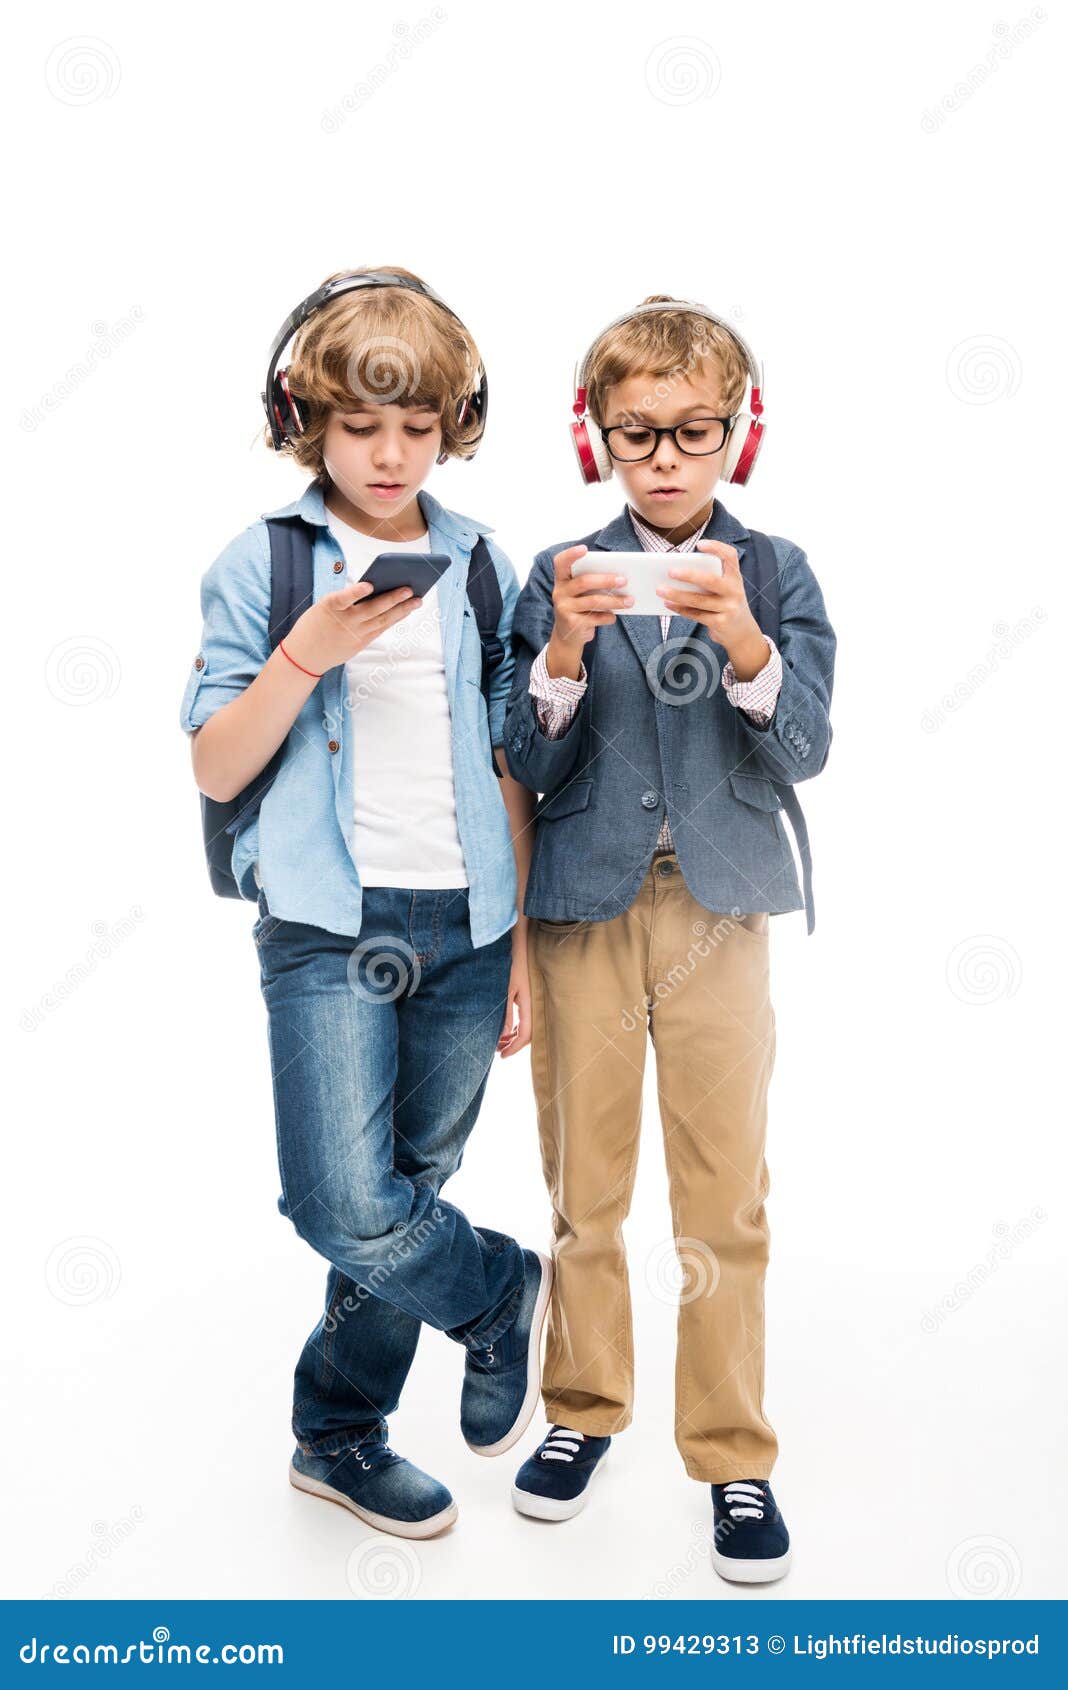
left=266, top=515, right=317, bottom=649
left=466, top=534, right=506, bottom=778
left=230, top=515, right=315, bottom=814
left=200, top=517, right=316, bottom=898
left=743, top=530, right=815, bottom=935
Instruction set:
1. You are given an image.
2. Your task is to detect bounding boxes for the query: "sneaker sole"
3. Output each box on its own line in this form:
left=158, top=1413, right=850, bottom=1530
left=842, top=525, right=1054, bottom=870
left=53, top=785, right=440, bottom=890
left=466, top=1249, right=554, bottom=1459
left=511, top=1448, right=609, bottom=1520
left=710, top=1545, right=792, bottom=1584
left=288, top=1464, right=458, bottom=1540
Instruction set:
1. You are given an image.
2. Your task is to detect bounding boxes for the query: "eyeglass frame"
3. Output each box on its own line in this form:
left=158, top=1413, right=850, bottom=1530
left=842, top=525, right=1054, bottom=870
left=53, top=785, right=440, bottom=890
left=599, top=415, right=738, bottom=463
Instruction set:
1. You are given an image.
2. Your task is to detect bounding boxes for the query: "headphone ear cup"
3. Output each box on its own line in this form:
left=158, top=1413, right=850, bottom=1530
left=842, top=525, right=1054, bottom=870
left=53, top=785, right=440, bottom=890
left=454, top=378, right=487, bottom=457
left=570, top=417, right=614, bottom=485
left=722, top=414, right=765, bottom=485
left=274, top=369, right=306, bottom=445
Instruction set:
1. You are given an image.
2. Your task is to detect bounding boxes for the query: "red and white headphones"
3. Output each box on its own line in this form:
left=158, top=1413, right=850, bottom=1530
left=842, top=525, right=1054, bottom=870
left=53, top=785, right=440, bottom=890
left=569, top=300, right=765, bottom=487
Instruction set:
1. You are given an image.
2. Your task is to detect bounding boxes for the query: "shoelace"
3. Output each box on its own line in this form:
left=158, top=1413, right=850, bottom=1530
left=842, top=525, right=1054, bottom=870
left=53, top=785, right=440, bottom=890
left=721, top=1480, right=766, bottom=1521
left=539, top=1426, right=585, bottom=1464
left=350, top=1441, right=394, bottom=1473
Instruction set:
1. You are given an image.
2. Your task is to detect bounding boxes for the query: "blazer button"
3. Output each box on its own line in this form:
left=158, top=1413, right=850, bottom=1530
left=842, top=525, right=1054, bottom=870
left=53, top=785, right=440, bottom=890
left=327, top=739, right=339, bottom=754
left=333, top=560, right=344, bottom=573
left=194, top=655, right=205, bottom=670
left=641, top=790, right=660, bottom=809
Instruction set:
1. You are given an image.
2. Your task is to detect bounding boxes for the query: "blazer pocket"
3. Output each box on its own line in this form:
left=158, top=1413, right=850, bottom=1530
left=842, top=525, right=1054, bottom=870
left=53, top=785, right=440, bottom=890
left=728, top=770, right=784, bottom=813
left=536, top=778, right=593, bottom=822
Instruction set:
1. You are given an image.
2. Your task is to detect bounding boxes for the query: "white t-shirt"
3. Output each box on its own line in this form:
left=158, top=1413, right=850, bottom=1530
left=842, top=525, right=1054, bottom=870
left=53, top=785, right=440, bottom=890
left=253, top=510, right=468, bottom=894
left=333, top=511, right=468, bottom=886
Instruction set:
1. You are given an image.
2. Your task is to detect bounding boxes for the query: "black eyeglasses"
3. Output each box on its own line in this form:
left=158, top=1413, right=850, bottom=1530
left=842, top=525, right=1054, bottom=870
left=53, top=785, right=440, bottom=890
left=601, top=416, right=736, bottom=463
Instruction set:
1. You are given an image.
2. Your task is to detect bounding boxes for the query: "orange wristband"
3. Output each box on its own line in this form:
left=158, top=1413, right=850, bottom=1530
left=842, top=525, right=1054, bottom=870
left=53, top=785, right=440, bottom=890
left=279, top=639, right=323, bottom=679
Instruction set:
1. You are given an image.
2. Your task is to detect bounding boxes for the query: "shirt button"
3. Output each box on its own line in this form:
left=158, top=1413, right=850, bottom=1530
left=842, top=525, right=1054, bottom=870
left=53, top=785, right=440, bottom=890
left=327, top=739, right=339, bottom=754
left=194, top=656, right=205, bottom=671
left=333, top=560, right=344, bottom=574
left=641, top=791, right=660, bottom=809
left=658, top=858, right=674, bottom=877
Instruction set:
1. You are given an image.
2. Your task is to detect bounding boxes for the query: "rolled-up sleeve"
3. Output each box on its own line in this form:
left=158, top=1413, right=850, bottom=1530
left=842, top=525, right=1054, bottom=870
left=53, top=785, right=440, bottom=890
left=179, top=523, right=272, bottom=734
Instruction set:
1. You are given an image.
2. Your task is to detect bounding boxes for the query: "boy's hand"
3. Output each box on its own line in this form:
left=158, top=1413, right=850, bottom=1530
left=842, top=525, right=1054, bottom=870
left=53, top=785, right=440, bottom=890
left=497, top=949, right=532, bottom=1057
left=283, top=580, right=423, bottom=675
left=546, top=544, right=631, bottom=678
left=656, top=541, right=770, bottom=678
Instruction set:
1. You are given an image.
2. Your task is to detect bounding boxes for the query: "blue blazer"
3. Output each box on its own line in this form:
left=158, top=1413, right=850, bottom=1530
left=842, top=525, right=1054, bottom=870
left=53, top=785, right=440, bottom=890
left=502, top=499, right=836, bottom=924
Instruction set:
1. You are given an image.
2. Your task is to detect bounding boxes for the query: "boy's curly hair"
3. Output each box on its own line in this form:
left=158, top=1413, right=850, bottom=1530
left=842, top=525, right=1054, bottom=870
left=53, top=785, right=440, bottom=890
left=582, top=295, right=749, bottom=427
left=265, top=265, right=485, bottom=480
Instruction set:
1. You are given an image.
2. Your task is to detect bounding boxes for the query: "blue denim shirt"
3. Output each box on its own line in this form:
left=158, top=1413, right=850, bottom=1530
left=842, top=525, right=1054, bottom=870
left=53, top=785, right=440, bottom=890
left=179, top=480, right=520, bottom=946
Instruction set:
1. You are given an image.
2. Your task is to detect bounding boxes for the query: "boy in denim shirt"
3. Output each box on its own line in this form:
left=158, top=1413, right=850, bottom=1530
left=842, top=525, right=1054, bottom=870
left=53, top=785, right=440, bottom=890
left=180, top=268, right=552, bottom=1539
left=503, top=297, right=835, bottom=1582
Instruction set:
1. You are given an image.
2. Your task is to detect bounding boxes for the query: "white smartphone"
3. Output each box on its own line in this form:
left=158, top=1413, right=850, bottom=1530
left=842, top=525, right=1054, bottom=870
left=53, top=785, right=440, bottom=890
left=570, top=550, right=721, bottom=617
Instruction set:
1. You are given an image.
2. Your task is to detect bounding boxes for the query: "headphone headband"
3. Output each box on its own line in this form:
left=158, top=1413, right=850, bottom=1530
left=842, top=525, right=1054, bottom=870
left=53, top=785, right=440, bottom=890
left=262, top=270, right=488, bottom=452
left=573, top=299, right=763, bottom=414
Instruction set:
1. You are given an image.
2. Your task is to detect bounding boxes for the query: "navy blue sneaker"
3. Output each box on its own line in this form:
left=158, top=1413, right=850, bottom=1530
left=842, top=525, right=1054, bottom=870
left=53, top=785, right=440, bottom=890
left=710, top=1479, right=791, bottom=1582
left=289, top=1436, right=457, bottom=1539
left=461, top=1249, right=553, bottom=1456
left=512, top=1425, right=611, bottom=1520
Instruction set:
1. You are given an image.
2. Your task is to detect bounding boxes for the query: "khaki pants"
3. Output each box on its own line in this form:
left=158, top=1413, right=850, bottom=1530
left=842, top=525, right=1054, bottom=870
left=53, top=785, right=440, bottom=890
left=527, top=854, right=778, bottom=1482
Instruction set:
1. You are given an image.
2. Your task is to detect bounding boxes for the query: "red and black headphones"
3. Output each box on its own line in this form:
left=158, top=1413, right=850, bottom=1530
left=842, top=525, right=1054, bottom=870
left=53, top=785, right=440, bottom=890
left=262, top=270, right=488, bottom=459
left=570, top=300, right=765, bottom=487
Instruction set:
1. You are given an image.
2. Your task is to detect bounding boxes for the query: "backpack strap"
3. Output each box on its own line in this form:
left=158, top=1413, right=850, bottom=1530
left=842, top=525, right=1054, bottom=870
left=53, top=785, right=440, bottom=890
left=265, top=515, right=317, bottom=649
left=200, top=517, right=316, bottom=898
left=742, top=530, right=815, bottom=935
left=231, top=516, right=315, bottom=817
left=466, top=534, right=506, bottom=778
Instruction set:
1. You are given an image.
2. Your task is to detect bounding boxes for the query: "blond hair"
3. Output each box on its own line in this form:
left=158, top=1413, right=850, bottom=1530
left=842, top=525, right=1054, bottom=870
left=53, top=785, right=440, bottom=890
left=265, top=265, right=485, bottom=479
left=582, top=295, right=749, bottom=427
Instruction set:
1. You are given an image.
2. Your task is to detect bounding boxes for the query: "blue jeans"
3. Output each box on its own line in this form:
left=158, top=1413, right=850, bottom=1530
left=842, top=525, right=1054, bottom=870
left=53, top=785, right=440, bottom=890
left=253, top=884, right=524, bottom=1457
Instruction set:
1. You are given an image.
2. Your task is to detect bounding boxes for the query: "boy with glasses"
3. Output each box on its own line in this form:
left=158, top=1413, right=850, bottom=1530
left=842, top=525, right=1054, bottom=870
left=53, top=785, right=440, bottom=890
left=502, top=296, right=836, bottom=1582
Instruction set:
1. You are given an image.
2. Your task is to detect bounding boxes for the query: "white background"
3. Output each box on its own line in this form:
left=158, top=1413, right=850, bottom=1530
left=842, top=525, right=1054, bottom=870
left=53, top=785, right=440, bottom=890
left=5, top=0, right=1065, bottom=1604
